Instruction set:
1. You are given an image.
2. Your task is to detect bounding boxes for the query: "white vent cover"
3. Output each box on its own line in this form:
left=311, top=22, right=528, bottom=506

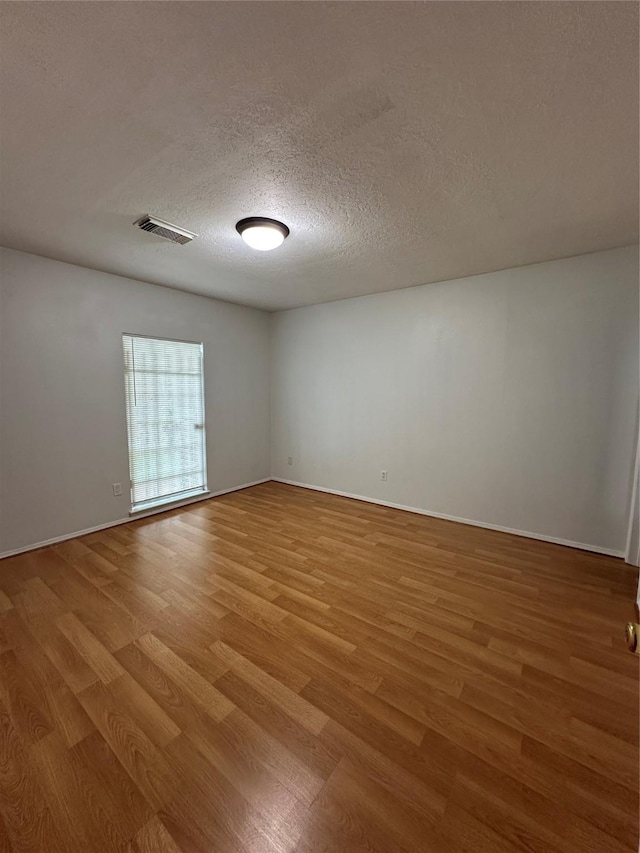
left=134, top=215, right=197, bottom=245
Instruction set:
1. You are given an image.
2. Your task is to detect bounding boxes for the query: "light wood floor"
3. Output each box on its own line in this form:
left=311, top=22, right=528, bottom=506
left=0, top=482, right=637, bottom=852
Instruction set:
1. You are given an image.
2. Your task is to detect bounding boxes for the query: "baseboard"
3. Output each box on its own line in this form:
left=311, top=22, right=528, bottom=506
left=0, top=478, right=271, bottom=559
left=272, top=477, right=625, bottom=559
left=2, top=475, right=625, bottom=561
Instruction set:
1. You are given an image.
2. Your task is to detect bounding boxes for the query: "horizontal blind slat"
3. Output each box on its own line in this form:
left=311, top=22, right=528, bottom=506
left=123, top=334, right=207, bottom=511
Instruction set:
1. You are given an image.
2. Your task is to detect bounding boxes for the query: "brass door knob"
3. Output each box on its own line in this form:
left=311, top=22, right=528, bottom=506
left=625, top=622, right=639, bottom=654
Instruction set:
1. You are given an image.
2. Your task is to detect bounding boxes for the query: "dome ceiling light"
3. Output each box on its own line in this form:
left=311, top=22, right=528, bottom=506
left=236, top=217, right=289, bottom=251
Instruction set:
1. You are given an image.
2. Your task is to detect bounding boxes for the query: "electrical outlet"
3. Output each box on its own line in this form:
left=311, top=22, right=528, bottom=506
left=112, top=483, right=122, bottom=496
left=381, top=470, right=388, bottom=481
left=287, top=456, right=293, bottom=465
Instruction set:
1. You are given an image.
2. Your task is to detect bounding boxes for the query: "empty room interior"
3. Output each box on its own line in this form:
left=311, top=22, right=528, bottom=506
left=1, top=2, right=639, bottom=852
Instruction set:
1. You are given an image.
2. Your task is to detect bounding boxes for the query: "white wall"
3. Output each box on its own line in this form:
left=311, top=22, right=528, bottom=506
left=271, top=247, right=639, bottom=555
left=2, top=245, right=637, bottom=558
left=0, top=248, right=271, bottom=554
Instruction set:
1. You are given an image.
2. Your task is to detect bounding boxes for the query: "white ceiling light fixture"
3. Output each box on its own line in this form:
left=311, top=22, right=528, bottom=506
left=236, top=217, right=289, bottom=251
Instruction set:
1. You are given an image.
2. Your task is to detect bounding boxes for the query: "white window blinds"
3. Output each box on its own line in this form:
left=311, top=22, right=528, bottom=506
left=122, top=334, right=207, bottom=512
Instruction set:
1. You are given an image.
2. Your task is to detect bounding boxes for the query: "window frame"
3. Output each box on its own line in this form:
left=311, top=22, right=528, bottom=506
left=122, top=332, right=209, bottom=514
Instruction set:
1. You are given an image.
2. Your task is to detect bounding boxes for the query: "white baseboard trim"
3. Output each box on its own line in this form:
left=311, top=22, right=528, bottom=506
left=0, top=478, right=271, bottom=560
left=272, top=477, right=625, bottom=559
left=2, top=475, right=625, bottom=561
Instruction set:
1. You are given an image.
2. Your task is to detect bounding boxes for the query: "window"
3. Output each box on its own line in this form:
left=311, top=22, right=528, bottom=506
left=122, top=334, right=207, bottom=512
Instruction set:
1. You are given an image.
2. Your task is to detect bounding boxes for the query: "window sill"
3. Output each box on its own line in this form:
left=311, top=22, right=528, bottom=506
left=129, top=489, right=210, bottom=517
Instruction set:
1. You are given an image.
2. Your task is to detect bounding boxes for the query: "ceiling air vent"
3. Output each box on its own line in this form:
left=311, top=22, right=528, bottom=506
left=134, top=215, right=197, bottom=245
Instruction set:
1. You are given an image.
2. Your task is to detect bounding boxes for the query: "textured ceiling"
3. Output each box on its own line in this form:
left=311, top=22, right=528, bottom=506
left=0, top=2, right=638, bottom=311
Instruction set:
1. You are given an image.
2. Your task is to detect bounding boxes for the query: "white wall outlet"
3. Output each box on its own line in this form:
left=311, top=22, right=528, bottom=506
left=287, top=456, right=293, bottom=465
left=381, top=470, right=388, bottom=481
left=112, top=483, right=122, bottom=496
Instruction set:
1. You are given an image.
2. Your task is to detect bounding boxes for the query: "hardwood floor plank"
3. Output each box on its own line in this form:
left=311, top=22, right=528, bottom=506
left=37, top=625, right=100, bottom=696
left=71, top=730, right=153, bottom=848
left=127, top=816, right=183, bottom=853
left=216, top=611, right=312, bottom=692
left=0, top=651, right=53, bottom=746
left=210, top=640, right=329, bottom=735
left=77, top=680, right=178, bottom=811
left=135, top=633, right=233, bottom=723
left=452, top=750, right=628, bottom=853
left=302, top=756, right=441, bottom=853
left=0, top=482, right=636, bottom=851
left=183, top=711, right=306, bottom=846
left=0, top=700, right=68, bottom=853
left=107, top=672, right=181, bottom=749
left=216, top=670, right=340, bottom=791
left=55, top=612, right=125, bottom=685
left=318, top=718, right=447, bottom=823
left=1, top=611, right=93, bottom=748
left=163, top=732, right=300, bottom=853
left=30, top=731, right=111, bottom=853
